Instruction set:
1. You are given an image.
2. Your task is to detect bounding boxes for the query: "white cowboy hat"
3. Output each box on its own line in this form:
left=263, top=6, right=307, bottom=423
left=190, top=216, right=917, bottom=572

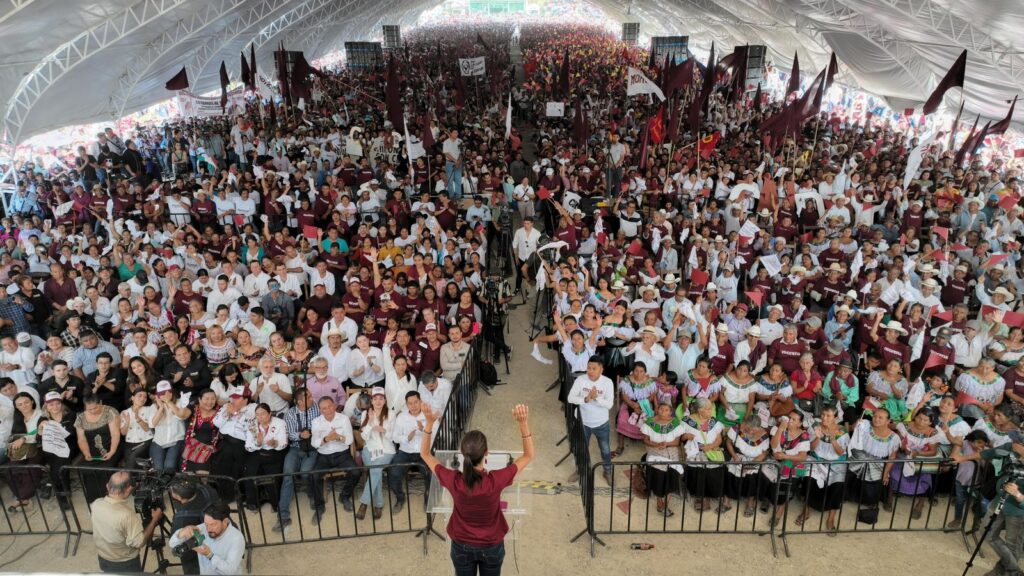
left=663, top=273, right=678, bottom=284
left=884, top=320, right=907, bottom=334
left=745, top=325, right=762, bottom=337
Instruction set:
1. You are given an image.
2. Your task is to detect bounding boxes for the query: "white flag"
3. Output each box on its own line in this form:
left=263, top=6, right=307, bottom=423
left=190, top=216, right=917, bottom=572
left=505, top=92, right=512, bottom=139
left=459, top=57, right=486, bottom=77
left=626, top=67, right=665, bottom=102
left=404, top=115, right=425, bottom=161
left=545, top=102, right=565, bottom=117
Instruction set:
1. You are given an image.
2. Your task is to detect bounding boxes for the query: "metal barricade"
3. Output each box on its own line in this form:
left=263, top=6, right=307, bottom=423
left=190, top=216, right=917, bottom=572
left=235, top=461, right=440, bottom=572
left=432, top=342, right=481, bottom=452
left=777, top=457, right=971, bottom=557
left=586, top=460, right=781, bottom=558
left=63, top=465, right=240, bottom=572
left=0, top=463, right=82, bottom=557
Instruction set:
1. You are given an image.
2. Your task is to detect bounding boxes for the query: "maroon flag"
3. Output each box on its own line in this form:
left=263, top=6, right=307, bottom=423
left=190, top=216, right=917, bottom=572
left=638, top=122, right=651, bottom=168
left=785, top=51, right=800, bottom=97
left=730, top=45, right=748, bottom=102
left=559, top=49, right=570, bottom=98
left=688, top=42, right=715, bottom=130
left=165, top=67, right=189, bottom=91
left=922, top=49, right=967, bottom=115
left=241, top=52, right=252, bottom=91
left=666, top=58, right=695, bottom=93
left=276, top=42, right=290, bottom=106
left=824, top=52, right=839, bottom=92
left=290, top=52, right=315, bottom=101
left=667, top=97, right=680, bottom=143
left=658, top=53, right=670, bottom=90
left=476, top=32, right=490, bottom=51
left=648, top=105, right=664, bottom=145
left=250, top=43, right=257, bottom=88
left=572, top=102, right=588, bottom=146
left=752, top=82, right=762, bottom=112
left=219, top=61, right=229, bottom=110
left=967, top=121, right=992, bottom=161
left=948, top=99, right=964, bottom=150
left=421, top=110, right=435, bottom=149
left=953, top=114, right=980, bottom=166
left=988, top=95, right=1018, bottom=135
left=384, top=56, right=403, bottom=129
left=454, top=69, right=466, bottom=110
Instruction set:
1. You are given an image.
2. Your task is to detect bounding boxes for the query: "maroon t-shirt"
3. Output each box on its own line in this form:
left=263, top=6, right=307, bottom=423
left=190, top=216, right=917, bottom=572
left=434, top=464, right=517, bottom=546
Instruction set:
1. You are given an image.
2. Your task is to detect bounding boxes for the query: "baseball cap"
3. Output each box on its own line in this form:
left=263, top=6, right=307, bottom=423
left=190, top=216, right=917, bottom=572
left=156, top=380, right=173, bottom=394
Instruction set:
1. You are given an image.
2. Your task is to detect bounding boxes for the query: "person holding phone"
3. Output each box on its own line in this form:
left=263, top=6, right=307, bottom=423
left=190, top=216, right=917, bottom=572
left=420, top=403, right=533, bottom=576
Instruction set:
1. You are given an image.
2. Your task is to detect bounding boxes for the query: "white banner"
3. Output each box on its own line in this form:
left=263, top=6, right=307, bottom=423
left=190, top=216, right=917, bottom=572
left=546, top=102, right=565, bottom=117
left=626, top=67, right=665, bottom=102
left=459, top=57, right=486, bottom=77
left=177, top=89, right=246, bottom=118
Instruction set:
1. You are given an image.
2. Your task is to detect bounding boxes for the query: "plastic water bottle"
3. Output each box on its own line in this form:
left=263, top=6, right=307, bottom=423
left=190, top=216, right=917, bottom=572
left=630, top=543, right=654, bottom=551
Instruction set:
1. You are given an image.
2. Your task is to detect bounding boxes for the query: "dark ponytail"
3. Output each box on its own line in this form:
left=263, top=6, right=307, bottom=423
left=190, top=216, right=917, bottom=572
left=460, top=430, right=488, bottom=492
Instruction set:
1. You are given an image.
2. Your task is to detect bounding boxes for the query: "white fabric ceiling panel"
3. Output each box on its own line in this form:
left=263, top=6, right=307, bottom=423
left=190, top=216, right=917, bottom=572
left=1, top=0, right=1021, bottom=142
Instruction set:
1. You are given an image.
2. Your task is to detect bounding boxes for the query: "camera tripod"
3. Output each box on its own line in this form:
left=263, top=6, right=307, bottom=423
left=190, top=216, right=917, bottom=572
left=142, top=517, right=179, bottom=574
left=962, top=491, right=1009, bottom=575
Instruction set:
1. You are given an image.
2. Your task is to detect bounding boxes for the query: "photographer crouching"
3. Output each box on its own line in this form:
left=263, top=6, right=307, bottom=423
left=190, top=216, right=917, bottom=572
left=974, top=432, right=1024, bottom=576
left=168, top=477, right=218, bottom=575
left=168, top=501, right=244, bottom=575
left=91, top=471, right=164, bottom=573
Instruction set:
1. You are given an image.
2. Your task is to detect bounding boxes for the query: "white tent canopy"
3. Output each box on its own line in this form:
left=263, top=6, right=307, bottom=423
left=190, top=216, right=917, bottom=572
left=0, top=0, right=1020, bottom=144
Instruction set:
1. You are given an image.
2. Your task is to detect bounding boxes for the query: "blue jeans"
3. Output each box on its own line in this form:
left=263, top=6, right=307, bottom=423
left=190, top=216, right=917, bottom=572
left=279, top=447, right=319, bottom=521
left=583, top=422, right=612, bottom=474
left=149, top=441, right=181, bottom=473
left=451, top=540, right=505, bottom=576
left=389, top=451, right=428, bottom=502
left=359, top=449, right=394, bottom=507
left=446, top=161, right=463, bottom=201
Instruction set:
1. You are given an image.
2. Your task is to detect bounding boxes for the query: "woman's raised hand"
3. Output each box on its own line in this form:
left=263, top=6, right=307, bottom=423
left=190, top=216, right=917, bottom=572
left=512, top=404, right=529, bottom=424
left=422, top=404, right=438, bottom=424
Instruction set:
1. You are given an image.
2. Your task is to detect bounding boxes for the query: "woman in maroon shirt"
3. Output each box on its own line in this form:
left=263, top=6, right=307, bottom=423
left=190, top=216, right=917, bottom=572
left=420, top=404, right=533, bottom=576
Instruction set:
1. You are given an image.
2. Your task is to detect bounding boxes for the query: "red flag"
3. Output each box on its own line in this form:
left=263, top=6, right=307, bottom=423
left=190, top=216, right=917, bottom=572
left=982, top=306, right=1024, bottom=328
left=950, top=243, right=969, bottom=251
left=165, top=67, right=189, bottom=91
left=537, top=187, right=551, bottom=200
left=745, top=290, right=764, bottom=307
left=999, top=193, right=1021, bottom=211
left=930, top=249, right=946, bottom=262
left=1015, top=149, right=1024, bottom=158
left=922, top=49, right=967, bottom=115
left=903, top=108, right=915, bottom=117
left=648, top=106, right=664, bottom=145
left=302, top=225, right=319, bottom=240
left=933, top=309, right=954, bottom=323
left=923, top=351, right=946, bottom=370
left=421, top=110, right=434, bottom=149
left=627, top=240, right=645, bottom=255
left=691, top=269, right=709, bottom=287
left=985, top=254, right=1010, bottom=268
left=698, top=132, right=720, bottom=159
left=933, top=226, right=949, bottom=240
left=233, top=215, right=245, bottom=226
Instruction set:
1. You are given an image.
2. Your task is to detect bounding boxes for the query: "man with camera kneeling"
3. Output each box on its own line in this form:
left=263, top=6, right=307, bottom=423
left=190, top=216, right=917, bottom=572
left=168, top=501, right=244, bottom=575
left=92, top=471, right=164, bottom=573
left=169, top=477, right=218, bottom=574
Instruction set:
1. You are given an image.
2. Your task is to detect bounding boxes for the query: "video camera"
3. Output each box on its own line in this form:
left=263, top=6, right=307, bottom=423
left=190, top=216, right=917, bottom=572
left=171, top=531, right=205, bottom=557
left=132, top=459, right=173, bottom=523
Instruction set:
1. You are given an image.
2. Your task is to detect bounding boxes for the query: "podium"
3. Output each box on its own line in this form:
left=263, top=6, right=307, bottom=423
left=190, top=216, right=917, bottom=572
left=427, top=450, right=532, bottom=542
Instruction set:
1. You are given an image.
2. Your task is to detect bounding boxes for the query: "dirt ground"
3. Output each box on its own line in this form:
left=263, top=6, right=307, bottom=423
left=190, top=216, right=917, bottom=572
left=0, top=301, right=997, bottom=575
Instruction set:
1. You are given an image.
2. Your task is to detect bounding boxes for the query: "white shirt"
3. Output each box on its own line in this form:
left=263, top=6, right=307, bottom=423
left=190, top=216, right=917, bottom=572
left=248, top=372, right=293, bottom=413
left=318, top=345, right=352, bottom=382
left=245, top=416, right=288, bottom=451
left=212, top=403, right=257, bottom=441
left=392, top=410, right=427, bottom=454
left=243, top=273, right=270, bottom=299
left=418, top=378, right=452, bottom=416
left=207, top=287, right=242, bottom=314
left=242, top=319, right=277, bottom=349
left=567, top=374, right=614, bottom=427
left=0, top=348, right=37, bottom=386
left=512, top=227, right=542, bottom=260
left=311, top=413, right=353, bottom=454
left=348, top=347, right=384, bottom=388
left=121, top=406, right=155, bottom=443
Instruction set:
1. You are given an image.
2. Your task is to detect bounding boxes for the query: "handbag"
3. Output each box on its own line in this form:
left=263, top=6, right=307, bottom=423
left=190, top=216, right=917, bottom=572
left=7, top=439, right=39, bottom=462
left=182, top=437, right=216, bottom=464
left=770, top=397, right=797, bottom=418
left=630, top=467, right=649, bottom=499
left=699, top=430, right=725, bottom=462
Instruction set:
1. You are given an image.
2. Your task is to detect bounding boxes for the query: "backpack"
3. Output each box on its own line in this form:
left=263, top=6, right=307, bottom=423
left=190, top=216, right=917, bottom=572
left=480, top=361, right=499, bottom=387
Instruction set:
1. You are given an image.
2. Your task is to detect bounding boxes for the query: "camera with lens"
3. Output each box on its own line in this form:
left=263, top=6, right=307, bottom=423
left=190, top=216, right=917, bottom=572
left=133, top=459, right=172, bottom=522
left=171, top=531, right=205, bottom=557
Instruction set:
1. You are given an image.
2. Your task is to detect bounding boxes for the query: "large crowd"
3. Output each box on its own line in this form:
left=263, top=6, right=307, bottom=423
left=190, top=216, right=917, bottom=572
left=0, top=19, right=1023, bottom=572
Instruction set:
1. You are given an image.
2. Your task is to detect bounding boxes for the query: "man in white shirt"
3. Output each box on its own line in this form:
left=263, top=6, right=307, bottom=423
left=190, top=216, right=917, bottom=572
left=388, top=391, right=428, bottom=513
left=0, top=334, right=36, bottom=387
left=417, top=371, right=452, bottom=416
left=310, top=397, right=360, bottom=520
left=951, top=320, right=996, bottom=369
left=318, top=329, right=352, bottom=384
left=567, top=356, right=615, bottom=485
left=320, top=306, right=358, bottom=348
left=207, top=276, right=242, bottom=315
left=241, top=308, right=276, bottom=349
left=248, top=357, right=293, bottom=415
left=512, top=216, right=542, bottom=295
left=242, top=261, right=270, bottom=299
left=212, top=387, right=257, bottom=488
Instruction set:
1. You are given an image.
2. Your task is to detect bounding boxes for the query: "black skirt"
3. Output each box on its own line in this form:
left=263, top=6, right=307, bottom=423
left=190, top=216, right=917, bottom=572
left=808, top=480, right=845, bottom=511
left=759, top=473, right=802, bottom=505
left=685, top=464, right=724, bottom=499
left=643, top=455, right=682, bottom=498
left=725, top=470, right=763, bottom=500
